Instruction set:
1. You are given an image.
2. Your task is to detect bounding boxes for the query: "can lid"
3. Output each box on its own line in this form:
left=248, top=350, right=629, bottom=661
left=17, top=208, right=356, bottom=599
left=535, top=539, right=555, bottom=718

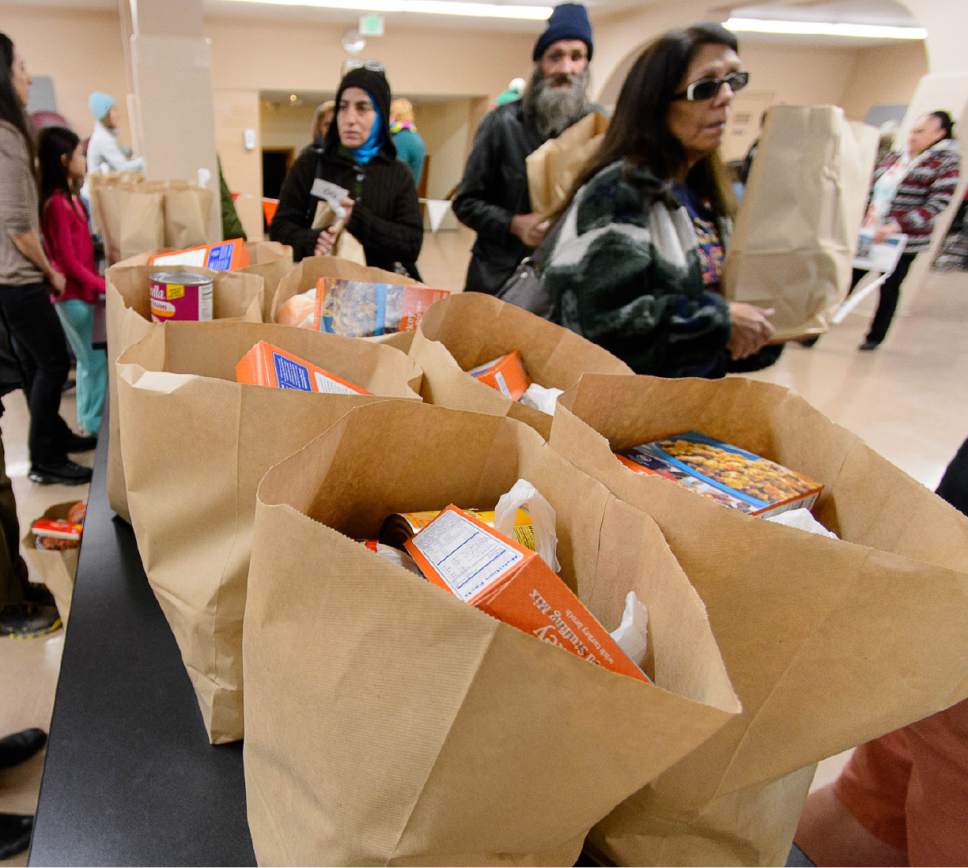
left=150, top=270, right=213, bottom=286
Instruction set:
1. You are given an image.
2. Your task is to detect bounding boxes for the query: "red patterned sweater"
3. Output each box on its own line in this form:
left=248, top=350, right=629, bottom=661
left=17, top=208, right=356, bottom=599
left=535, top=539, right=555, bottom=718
left=873, top=138, right=961, bottom=252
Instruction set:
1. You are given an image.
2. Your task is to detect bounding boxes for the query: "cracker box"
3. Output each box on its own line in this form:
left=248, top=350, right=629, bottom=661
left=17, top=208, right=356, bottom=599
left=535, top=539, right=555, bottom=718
left=236, top=340, right=371, bottom=395
left=405, top=506, right=649, bottom=684
left=148, top=238, right=250, bottom=272
left=315, top=278, right=449, bottom=337
left=617, top=431, right=822, bottom=518
left=468, top=351, right=531, bottom=402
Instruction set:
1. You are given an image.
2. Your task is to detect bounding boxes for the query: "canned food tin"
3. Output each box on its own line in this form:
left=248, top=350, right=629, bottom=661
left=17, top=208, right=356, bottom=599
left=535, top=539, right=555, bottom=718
left=149, top=270, right=214, bottom=323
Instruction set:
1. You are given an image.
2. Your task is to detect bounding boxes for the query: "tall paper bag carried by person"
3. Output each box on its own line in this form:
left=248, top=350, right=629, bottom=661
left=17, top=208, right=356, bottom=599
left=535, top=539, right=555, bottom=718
left=116, top=320, right=422, bottom=744
left=243, top=400, right=740, bottom=865
left=723, top=105, right=878, bottom=341
left=527, top=112, right=609, bottom=218
left=548, top=373, right=968, bottom=866
left=105, top=258, right=265, bottom=523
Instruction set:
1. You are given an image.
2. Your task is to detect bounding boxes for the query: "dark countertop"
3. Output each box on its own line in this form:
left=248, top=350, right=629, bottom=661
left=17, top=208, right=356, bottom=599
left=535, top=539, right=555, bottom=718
left=29, top=429, right=255, bottom=867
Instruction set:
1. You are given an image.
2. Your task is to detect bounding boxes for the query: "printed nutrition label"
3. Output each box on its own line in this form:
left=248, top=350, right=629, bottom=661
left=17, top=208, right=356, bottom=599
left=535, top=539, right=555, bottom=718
left=411, top=510, right=524, bottom=603
left=313, top=371, right=362, bottom=395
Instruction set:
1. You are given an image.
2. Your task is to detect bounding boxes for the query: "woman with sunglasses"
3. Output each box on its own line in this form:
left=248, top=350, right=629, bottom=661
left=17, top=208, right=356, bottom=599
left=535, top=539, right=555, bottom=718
left=540, top=23, right=774, bottom=377
left=270, top=65, right=423, bottom=278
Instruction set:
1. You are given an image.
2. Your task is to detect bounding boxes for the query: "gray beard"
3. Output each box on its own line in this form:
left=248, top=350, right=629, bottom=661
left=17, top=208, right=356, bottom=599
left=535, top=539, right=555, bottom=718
left=523, top=65, right=591, bottom=140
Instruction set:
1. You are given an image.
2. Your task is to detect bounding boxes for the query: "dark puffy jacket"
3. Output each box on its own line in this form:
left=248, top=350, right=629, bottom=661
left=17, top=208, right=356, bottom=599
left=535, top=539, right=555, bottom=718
left=452, top=102, right=548, bottom=295
left=269, top=146, right=422, bottom=275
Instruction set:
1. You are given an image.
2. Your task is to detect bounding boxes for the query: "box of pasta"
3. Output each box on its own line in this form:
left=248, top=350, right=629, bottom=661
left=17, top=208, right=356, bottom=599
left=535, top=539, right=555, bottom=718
left=617, top=431, right=822, bottom=518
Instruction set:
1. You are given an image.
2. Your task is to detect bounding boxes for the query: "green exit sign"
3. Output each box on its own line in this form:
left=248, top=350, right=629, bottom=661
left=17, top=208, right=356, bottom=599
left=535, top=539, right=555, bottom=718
left=359, top=13, right=384, bottom=36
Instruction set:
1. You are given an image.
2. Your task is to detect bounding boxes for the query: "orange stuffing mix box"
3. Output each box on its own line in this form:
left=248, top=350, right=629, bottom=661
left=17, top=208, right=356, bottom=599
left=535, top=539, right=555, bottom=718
left=468, top=351, right=531, bottom=402
left=404, top=506, right=649, bottom=684
left=147, top=238, right=250, bottom=272
left=236, top=341, right=371, bottom=395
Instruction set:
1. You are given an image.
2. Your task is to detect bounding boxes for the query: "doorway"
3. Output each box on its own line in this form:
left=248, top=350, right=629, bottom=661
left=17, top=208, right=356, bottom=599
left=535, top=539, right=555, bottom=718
left=262, top=148, right=295, bottom=199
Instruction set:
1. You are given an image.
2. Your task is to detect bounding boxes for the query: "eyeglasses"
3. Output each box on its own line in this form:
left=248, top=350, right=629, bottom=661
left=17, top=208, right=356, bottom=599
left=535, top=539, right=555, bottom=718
left=344, top=59, right=386, bottom=74
left=673, top=71, right=749, bottom=102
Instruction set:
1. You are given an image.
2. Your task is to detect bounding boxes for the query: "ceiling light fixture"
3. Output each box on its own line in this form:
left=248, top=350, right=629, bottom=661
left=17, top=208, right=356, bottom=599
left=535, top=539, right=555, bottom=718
left=724, top=17, right=926, bottom=40
left=228, top=0, right=552, bottom=21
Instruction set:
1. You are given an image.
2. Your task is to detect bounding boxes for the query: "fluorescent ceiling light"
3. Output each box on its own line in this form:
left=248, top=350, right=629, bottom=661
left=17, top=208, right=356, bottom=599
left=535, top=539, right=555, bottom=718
left=227, top=0, right=553, bottom=20
left=724, top=17, right=926, bottom=40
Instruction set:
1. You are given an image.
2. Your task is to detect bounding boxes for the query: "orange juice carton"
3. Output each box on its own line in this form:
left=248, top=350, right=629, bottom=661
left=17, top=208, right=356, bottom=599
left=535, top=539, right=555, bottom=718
left=148, top=238, right=250, bottom=271
left=404, top=506, right=649, bottom=684
left=236, top=341, right=371, bottom=395
left=617, top=431, right=822, bottom=518
left=467, top=351, right=531, bottom=402
left=314, top=278, right=449, bottom=337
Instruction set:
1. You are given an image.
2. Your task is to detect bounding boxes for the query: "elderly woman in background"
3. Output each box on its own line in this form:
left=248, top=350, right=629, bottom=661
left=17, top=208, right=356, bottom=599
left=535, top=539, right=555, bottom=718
left=851, top=110, right=960, bottom=351
left=540, top=23, right=774, bottom=377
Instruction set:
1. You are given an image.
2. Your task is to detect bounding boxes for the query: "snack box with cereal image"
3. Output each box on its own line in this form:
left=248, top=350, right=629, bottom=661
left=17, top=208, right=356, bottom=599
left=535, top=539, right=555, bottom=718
left=617, top=431, right=822, bottom=518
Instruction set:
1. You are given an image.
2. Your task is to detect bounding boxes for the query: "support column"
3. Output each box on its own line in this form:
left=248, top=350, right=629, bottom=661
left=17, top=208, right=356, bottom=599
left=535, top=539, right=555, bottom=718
left=121, top=0, right=222, bottom=240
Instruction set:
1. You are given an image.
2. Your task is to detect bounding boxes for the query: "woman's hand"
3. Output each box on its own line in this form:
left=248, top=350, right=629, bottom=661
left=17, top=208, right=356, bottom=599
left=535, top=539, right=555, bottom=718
left=873, top=219, right=902, bottom=243
left=314, top=226, right=339, bottom=257
left=510, top=212, right=550, bottom=248
left=48, top=270, right=67, bottom=296
left=727, top=301, right=775, bottom=360
left=336, top=196, right=355, bottom=225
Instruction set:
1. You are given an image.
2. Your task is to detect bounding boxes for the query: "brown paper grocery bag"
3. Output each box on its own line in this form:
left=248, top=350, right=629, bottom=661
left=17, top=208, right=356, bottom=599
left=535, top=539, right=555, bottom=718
left=240, top=241, right=294, bottom=321
left=117, top=321, right=423, bottom=744
left=105, top=259, right=264, bottom=523
left=22, top=502, right=82, bottom=626
left=410, top=292, right=631, bottom=439
left=163, top=182, right=216, bottom=250
left=527, top=112, right=609, bottom=218
left=549, top=373, right=968, bottom=865
left=118, top=186, right=166, bottom=262
left=270, top=253, right=419, bottom=322
left=243, top=400, right=740, bottom=865
left=723, top=106, right=878, bottom=341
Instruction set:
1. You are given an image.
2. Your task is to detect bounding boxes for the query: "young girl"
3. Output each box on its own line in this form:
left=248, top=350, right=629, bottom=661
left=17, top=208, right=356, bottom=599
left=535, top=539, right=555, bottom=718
left=38, top=126, right=106, bottom=436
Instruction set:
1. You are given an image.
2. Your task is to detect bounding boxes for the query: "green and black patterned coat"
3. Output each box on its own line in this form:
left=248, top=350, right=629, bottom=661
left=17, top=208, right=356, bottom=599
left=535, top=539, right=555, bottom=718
left=542, top=159, right=733, bottom=377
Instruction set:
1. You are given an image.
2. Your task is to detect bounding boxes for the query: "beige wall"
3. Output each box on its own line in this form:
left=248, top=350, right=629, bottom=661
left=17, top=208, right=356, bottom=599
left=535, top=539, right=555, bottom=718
left=3, top=6, right=131, bottom=142
left=414, top=100, right=475, bottom=200
left=840, top=42, right=929, bottom=121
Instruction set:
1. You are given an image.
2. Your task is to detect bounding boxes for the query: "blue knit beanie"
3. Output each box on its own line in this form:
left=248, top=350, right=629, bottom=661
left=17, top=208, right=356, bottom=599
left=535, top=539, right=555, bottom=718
left=532, top=3, right=593, bottom=62
left=89, top=91, right=115, bottom=121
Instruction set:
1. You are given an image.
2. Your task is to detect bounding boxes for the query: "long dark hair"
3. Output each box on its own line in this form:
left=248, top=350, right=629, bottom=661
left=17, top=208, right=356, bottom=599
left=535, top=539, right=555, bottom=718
left=930, top=110, right=955, bottom=140
left=0, top=33, right=36, bottom=170
left=38, top=126, right=81, bottom=209
left=565, top=22, right=739, bottom=219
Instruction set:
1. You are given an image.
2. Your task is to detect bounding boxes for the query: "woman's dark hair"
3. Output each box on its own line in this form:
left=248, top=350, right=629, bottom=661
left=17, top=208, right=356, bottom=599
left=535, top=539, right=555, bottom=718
left=930, top=110, right=955, bottom=139
left=562, top=22, right=739, bottom=219
left=0, top=33, right=36, bottom=169
left=38, top=126, right=81, bottom=207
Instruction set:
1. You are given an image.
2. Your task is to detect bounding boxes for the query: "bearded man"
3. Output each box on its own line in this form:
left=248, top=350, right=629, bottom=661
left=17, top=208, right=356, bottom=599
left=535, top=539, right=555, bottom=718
left=453, top=3, right=599, bottom=295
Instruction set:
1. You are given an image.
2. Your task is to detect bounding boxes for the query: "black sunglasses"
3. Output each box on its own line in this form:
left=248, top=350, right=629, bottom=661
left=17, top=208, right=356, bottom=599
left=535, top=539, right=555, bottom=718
left=673, top=71, right=749, bottom=102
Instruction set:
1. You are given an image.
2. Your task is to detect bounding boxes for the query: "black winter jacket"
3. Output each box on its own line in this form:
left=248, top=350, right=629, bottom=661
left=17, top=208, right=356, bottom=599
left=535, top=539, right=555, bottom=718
left=269, top=145, right=423, bottom=276
left=452, top=102, right=546, bottom=295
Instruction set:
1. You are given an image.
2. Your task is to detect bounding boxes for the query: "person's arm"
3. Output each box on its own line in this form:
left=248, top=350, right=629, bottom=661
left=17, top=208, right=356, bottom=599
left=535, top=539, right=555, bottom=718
left=346, top=168, right=423, bottom=265
left=42, top=197, right=104, bottom=297
left=543, top=211, right=731, bottom=375
left=268, top=149, right=322, bottom=260
left=94, top=127, right=144, bottom=173
left=0, top=130, right=65, bottom=293
left=893, top=151, right=961, bottom=237
left=452, top=112, right=516, bottom=243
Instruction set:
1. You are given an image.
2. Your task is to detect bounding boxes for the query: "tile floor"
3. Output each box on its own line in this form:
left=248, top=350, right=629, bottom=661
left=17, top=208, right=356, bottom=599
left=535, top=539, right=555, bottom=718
left=1, top=225, right=965, bottom=865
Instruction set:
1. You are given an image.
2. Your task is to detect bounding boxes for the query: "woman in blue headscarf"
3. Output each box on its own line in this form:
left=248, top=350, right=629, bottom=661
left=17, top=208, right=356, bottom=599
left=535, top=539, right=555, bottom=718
left=270, top=66, right=423, bottom=278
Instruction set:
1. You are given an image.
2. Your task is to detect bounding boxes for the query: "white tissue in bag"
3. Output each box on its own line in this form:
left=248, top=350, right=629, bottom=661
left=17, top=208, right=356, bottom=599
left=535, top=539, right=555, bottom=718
left=519, top=383, right=564, bottom=414
left=610, top=591, right=649, bottom=666
left=494, top=479, right=560, bottom=572
left=766, top=508, right=838, bottom=539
